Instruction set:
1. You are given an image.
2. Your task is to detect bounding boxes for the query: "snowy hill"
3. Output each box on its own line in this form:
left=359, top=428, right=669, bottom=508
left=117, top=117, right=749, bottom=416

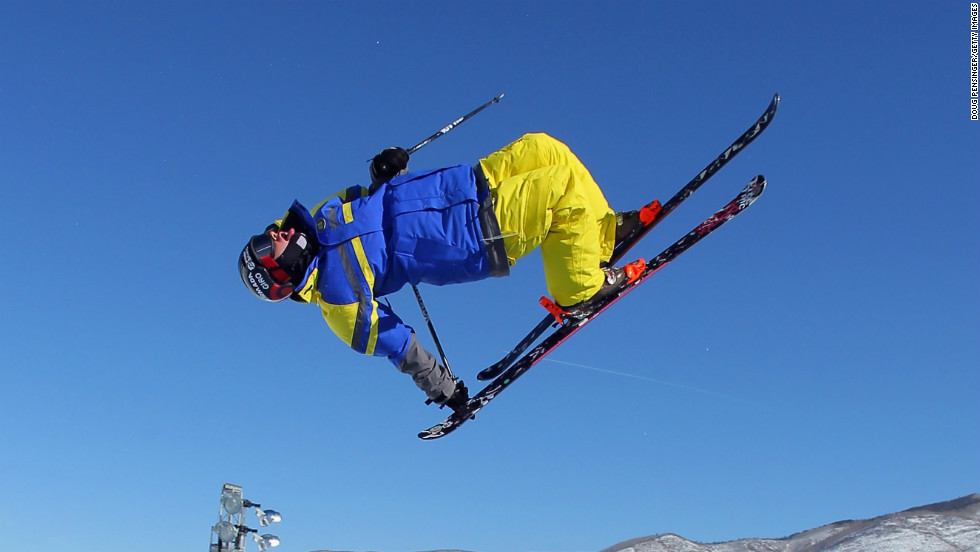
left=600, top=494, right=980, bottom=552
left=311, top=494, right=979, bottom=552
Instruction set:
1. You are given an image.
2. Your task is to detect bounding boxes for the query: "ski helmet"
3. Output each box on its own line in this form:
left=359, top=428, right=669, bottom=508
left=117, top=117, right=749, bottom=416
left=239, top=231, right=300, bottom=302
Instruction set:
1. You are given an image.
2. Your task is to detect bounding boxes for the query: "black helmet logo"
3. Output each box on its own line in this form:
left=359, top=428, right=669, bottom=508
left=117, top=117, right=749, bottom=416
left=239, top=234, right=294, bottom=302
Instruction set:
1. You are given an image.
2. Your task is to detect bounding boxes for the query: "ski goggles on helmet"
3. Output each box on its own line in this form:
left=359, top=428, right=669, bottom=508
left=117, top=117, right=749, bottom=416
left=239, top=232, right=294, bottom=302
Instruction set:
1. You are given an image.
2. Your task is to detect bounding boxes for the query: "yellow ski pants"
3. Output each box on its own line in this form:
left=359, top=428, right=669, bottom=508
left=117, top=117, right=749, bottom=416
left=478, top=133, right=616, bottom=306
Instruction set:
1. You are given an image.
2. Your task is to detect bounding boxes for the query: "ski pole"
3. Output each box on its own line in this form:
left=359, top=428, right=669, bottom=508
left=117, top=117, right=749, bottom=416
left=366, top=93, right=505, bottom=161
left=406, top=93, right=504, bottom=154
left=412, top=285, right=454, bottom=376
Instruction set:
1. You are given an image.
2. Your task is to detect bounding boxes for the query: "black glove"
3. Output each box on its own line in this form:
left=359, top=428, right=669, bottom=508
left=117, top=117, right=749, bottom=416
left=369, top=146, right=409, bottom=186
left=441, top=380, right=470, bottom=414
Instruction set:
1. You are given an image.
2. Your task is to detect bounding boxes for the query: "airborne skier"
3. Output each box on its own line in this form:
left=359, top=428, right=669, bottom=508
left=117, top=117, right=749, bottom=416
left=238, top=132, right=644, bottom=413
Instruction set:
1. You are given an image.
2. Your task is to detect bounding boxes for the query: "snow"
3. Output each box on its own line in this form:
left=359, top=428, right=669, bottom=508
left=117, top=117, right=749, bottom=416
left=600, top=494, right=980, bottom=552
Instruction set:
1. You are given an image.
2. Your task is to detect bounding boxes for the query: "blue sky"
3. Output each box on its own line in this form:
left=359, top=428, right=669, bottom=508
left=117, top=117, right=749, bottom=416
left=1, top=2, right=977, bottom=552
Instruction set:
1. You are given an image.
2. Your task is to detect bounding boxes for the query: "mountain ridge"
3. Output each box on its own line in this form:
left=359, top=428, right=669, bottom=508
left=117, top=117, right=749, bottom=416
left=600, top=493, right=980, bottom=552
left=309, top=493, right=980, bottom=552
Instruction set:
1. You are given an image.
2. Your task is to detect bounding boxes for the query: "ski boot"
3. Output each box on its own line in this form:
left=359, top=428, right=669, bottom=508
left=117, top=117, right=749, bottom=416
left=615, top=210, right=642, bottom=247
left=440, top=380, right=470, bottom=414
left=559, top=260, right=646, bottom=319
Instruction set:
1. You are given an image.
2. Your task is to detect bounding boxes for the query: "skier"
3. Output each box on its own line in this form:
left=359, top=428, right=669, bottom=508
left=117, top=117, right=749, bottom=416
left=239, top=133, right=641, bottom=412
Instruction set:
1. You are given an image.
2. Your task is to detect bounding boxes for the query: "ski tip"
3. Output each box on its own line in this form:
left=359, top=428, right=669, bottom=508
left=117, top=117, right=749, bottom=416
left=764, top=94, right=780, bottom=118
left=418, top=422, right=450, bottom=440
left=418, top=429, right=441, bottom=440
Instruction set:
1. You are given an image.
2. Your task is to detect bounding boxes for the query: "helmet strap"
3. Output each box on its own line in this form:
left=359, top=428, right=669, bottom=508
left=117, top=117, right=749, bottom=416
left=276, top=232, right=314, bottom=283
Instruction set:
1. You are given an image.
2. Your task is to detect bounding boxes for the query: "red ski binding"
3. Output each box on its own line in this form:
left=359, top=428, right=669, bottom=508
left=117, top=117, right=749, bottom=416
left=623, top=258, right=647, bottom=282
left=539, top=296, right=568, bottom=325
left=639, top=199, right=662, bottom=225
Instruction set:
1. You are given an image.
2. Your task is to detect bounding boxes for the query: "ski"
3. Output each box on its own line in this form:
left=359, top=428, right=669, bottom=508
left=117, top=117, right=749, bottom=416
left=476, top=93, right=780, bottom=382
left=419, top=175, right=768, bottom=440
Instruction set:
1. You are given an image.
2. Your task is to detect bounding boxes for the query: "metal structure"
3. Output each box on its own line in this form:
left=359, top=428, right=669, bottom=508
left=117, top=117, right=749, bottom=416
left=210, top=483, right=282, bottom=552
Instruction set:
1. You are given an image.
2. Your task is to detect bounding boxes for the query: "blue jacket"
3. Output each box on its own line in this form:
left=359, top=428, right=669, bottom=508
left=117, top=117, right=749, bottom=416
left=288, top=164, right=493, bottom=367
